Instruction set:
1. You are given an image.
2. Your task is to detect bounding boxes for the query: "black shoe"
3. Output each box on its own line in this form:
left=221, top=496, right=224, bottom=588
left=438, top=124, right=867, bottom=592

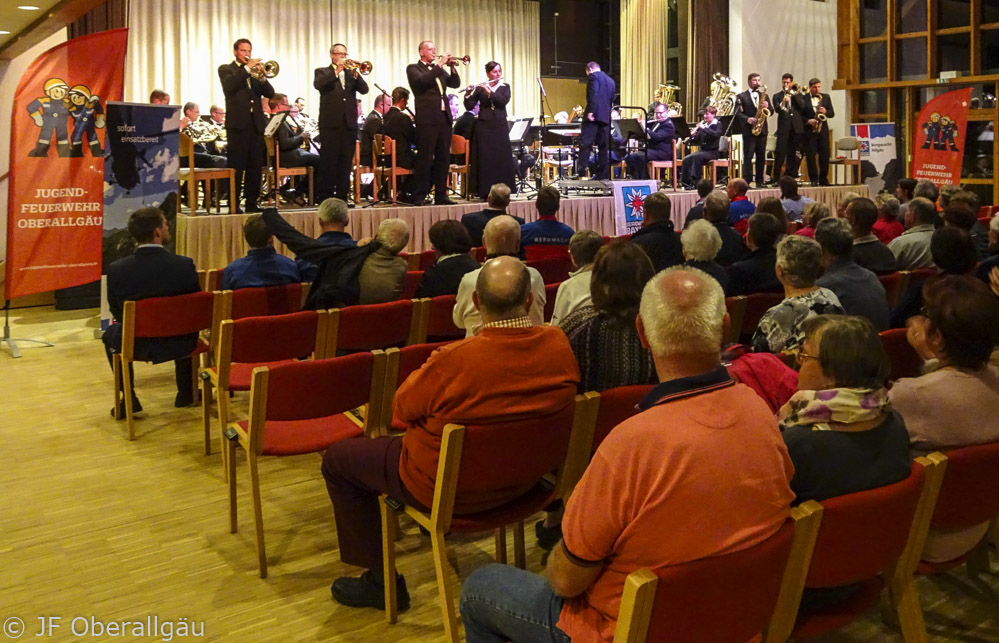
left=111, top=398, right=143, bottom=419
left=331, top=569, right=410, bottom=611
left=819, top=180, right=831, bottom=187
left=434, top=198, right=458, bottom=206
left=534, top=520, right=563, bottom=551
left=174, top=392, right=196, bottom=408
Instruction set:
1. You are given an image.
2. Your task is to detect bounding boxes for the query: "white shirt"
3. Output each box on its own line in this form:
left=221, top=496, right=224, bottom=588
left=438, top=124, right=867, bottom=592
left=549, top=266, right=593, bottom=326
left=453, top=264, right=546, bottom=337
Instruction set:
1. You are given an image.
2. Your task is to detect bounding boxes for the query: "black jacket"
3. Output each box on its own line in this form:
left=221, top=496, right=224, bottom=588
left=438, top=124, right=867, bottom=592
left=772, top=89, right=802, bottom=135
left=646, top=118, right=675, bottom=157
left=584, top=70, right=616, bottom=124
left=414, top=254, right=481, bottom=299
left=314, top=65, right=369, bottom=130
left=406, top=61, right=461, bottom=125
left=461, top=208, right=525, bottom=246
left=713, top=221, right=750, bottom=266
left=630, top=220, right=683, bottom=273
left=725, top=247, right=780, bottom=296
left=359, top=110, right=383, bottom=165
left=453, top=111, right=476, bottom=140
left=218, top=61, right=275, bottom=133
left=380, top=107, right=417, bottom=169
left=464, top=84, right=510, bottom=121
left=734, top=89, right=769, bottom=137
left=690, top=120, right=723, bottom=152
left=793, top=92, right=835, bottom=135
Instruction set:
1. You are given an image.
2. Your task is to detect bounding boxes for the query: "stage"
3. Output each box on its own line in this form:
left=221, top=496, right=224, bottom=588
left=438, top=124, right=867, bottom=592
left=176, top=184, right=869, bottom=270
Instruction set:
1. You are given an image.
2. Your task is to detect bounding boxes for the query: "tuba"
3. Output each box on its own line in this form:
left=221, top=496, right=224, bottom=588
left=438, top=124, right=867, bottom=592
left=654, top=83, right=683, bottom=117
left=708, top=72, right=738, bottom=116
left=751, top=84, right=770, bottom=136
left=249, top=60, right=280, bottom=80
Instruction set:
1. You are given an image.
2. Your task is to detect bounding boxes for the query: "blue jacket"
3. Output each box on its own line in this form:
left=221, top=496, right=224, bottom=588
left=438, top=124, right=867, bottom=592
left=222, top=246, right=301, bottom=290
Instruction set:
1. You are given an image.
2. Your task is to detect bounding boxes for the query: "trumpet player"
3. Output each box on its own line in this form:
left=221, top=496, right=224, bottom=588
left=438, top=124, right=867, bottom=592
left=733, top=73, right=769, bottom=187
left=793, top=78, right=835, bottom=186
left=315, top=43, right=369, bottom=203
left=680, top=105, right=723, bottom=190
left=407, top=41, right=462, bottom=205
left=218, top=38, right=275, bottom=213
left=464, top=61, right=516, bottom=200
left=771, top=73, right=800, bottom=182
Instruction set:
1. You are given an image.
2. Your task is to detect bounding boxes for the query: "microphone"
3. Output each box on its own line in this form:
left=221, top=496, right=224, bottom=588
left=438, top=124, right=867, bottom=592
left=537, top=77, right=547, bottom=98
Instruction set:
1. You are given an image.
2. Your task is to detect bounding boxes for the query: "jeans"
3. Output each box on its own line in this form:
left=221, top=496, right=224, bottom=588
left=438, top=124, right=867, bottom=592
left=460, top=564, right=571, bottom=643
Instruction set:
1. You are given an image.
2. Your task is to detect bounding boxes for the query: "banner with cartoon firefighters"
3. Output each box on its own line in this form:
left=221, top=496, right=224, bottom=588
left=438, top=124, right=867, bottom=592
left=911, top=87, right=972, bottom=187
left=5, top=28, right=128, bottom=300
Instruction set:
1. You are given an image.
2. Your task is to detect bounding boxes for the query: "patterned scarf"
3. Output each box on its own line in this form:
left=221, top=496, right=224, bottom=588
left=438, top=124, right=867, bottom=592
left=778, top=387, right=891, bottom=431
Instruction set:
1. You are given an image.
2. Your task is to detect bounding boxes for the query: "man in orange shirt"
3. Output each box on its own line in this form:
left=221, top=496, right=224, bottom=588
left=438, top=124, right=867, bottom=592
left=322, top=256, right=580, bottom=611
left=459, top=266, right=795, bottom=643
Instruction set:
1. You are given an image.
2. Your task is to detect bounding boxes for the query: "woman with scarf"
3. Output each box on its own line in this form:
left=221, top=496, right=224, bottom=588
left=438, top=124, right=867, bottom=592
left=778, top=315, right=911, bottom=504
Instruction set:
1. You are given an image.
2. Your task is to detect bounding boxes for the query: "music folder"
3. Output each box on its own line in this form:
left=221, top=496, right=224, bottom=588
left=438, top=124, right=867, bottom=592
left=614, top=118, right=646, bottom=142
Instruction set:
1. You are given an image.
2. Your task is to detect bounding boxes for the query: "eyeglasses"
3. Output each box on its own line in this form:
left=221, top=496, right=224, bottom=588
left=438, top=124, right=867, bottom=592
left=795, top=352, right=820, bottom=366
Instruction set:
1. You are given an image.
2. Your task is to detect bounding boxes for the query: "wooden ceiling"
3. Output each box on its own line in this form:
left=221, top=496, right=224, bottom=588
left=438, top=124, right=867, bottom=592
left=0, top=0, right=106, bottom=60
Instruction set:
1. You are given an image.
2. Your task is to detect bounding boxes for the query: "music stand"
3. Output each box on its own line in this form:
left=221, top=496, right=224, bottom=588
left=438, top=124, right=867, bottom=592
left=671, top=116, right=692, bottom=141
left=613, top=119, right=647, bottom=174
left=509, top=118, right=536, bottom=195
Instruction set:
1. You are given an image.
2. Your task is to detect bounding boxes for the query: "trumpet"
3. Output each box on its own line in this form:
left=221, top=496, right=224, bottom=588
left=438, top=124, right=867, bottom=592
left=342, top=59, right=373, bottom=75
left=249, top=59, right=279, bottom=80
left=437, top=54, right=471, bottom=66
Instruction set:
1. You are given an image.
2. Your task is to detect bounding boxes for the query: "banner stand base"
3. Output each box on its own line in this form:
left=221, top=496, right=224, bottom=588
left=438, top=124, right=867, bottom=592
left=2, top=301, right=54, bottom=359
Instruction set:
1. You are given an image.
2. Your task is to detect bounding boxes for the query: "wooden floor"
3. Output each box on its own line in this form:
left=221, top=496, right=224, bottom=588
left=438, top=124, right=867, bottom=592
left=2, top=306, right=998, bottom=642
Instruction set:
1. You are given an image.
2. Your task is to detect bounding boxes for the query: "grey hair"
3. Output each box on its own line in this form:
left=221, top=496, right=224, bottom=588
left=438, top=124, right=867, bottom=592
left=487, top=183, right=512, bottom=209
left=908, top=197, right=938, bottom=225
left=639, top=266, right=726, bottom=357
left=938, top=183, right=960, bottom=207
left=913, top=179, right=939, bottom=203
left=482, top=214, right=521, bottom=255
left=703, top=190, right=731, bottom=222
left=317, top=198, right=349, bottom=226
left=776, top=235, right=823, bottom=287
left=802, top=201, right=831, bottom=228
left=874, top=193, right=900, bottom=218
left=375, top=218, right=410, bottom=254
left=681, top=219, right=722, bottom=261
left=568, top=230, right=604, bottom=267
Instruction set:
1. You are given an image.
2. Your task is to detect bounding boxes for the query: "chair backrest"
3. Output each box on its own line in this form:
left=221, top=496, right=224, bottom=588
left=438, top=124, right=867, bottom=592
left=544, top=282, right=561, bottom=322
left=376, top=341, right=456, bottom=435
left=330, top=299, right=416, bottom=354
left=179, top=132, right=195, bottom=170
left=450, top=134, right=469, bottom=159
left=425, top=294, right=464, bottom=339
left=224, top=310, right=324, bottom=365
left=130, top=290, right=215, bottom=338
left=741, top=292, right=784, bottom=337
left=837, top=136, right=860, bottom=151
left=526, top=255, right=572, bottom=283
left=374, top=133, right=396, bottom=167
left=787, top=221, right=802, bottom=235
left=879, top=328, right=922, bottom=382
left=472, top=246, right=487, bottom=262
left=724, top=296, right=747, bottom=344
left=402, top=271, right=423, bottom=300
left=877, top=271, right=909, bottom=308
left=416, top=249, right=438, bottom=270
left=929, top=442, right=999, bottom=531
left=205, top=268, right=224, bottom=292
left=593, top=385, right=655, bottom=452
left=718, top=135, right=730, bottom=154
left=229, top=283, right=304, bottom=320
left=904, top=268, right=936, bottom=292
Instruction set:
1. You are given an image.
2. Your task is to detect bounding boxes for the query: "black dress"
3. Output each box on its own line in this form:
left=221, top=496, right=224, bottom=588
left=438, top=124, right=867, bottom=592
left=464, top=83, right=516, bottom=198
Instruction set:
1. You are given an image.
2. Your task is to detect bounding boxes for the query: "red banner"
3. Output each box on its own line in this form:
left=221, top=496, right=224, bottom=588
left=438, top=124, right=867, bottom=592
left=911, top=87, right=971, bottom=187
left=4, top=28, right=128, bottom=300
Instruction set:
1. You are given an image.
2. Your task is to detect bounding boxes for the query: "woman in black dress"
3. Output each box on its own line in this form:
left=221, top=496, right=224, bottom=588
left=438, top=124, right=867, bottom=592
left=464, top=61, right=516, bottom=199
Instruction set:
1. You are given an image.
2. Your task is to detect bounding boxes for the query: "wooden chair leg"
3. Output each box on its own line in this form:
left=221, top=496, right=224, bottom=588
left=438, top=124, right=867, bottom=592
left=247, top=452, right=267, bottom=578
left=122, top=357, right=136, bottom=440
left=888, top=576, right=928, bottom=643
left=227, top=176, right=235, bottom=214
left=380, top=498, right=399, bottom=623
left=494, top=527, right=507, bottom=564
left=217, top=387, right=231, bottom=482
left=200, top=371, right=213, bottom=456
left=431, top=529, right=460, bottom=643
left=187, top=179, right=198, bottom=215
left=514, top=520, right=526, bottom=569
left=227, top=439, right=239, bottom=533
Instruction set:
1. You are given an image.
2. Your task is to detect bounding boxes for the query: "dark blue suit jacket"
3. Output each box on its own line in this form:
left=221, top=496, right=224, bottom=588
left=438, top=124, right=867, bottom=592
left=585, top=71, right=616, bottom=124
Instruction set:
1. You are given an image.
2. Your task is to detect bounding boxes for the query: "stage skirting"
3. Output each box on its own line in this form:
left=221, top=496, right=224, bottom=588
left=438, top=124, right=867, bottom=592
left=176, top=185, right=870, bottom=270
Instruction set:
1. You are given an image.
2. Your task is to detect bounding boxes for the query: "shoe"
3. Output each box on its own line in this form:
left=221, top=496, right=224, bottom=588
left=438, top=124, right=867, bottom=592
left=111, top=398, right=143, bottom=419
left=331, top=569, right=410, bottom=611
left=434, top=198, right=458, bottom=206
left=174, top=392, right=196, bottom=408
left=534, top=520, right=563, bottom=551
left=819, top=180, right=831, bottom=187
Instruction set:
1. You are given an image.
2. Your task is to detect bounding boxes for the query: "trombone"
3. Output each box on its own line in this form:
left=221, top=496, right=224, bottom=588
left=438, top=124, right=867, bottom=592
left=343, top=59, right=373, bottom=75
left=249, top=60, right=279, bottom=80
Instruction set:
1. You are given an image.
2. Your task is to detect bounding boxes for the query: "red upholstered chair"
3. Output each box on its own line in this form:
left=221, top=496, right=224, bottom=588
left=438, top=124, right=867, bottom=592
left=787, top=221, right=803, bottom=235
left=226, top=352, right=388, bottom=578
left=767, top=456, right=947, bottom=641
left=527, top=256, right=572, bottom=284
left=420, top=294, right=465, bottom=342
left=525, top=244, right=571, bottom=263
left=916, top=443, right=999, bottom=575
left=544, top=281, right=561, bottom=322
left=904, top=268, right=937, bottom=293
left=741, top=292, right=784, bottom=341
left=406, top=249, right=438, bottom=271
left=879, top=328, right=923, bottom=383
left=201, top=310, right=328, bottom=462
left=614, top=503, right=823, bottom=643
left=592, top=384, right=655, bottom=453
left=376, top=342, right=457, bottom=435
left=380, top=393, right=601, bottom=640
left=228, top=282, right=305, bottom=320
left=979, top=216, right=992, bottom=229
left=327, top=300, right=421, bottom=355
left=725, top=296, right=747, bottom=343
left=112, top=291, right=215, bottom=441
left=402, top=271, right=423, bottom=300
left=877, top=271, right=909, bottom=308
left=472, top=246, right=487, bottom=262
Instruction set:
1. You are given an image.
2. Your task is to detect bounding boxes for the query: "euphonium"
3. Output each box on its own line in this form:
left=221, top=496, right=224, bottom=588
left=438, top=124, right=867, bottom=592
left=249, top=60, right=280, bottom=80
left=751, top=84, right=770, bottom=136
left=343, top=59, right=373, bottom=75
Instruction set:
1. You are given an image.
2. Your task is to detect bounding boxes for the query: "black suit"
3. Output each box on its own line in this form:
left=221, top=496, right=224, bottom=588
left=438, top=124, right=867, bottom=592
left=314, top=64, right=369, bottom=201
left=102, top=246, right=201, bottom=401
left=772, top=88, right=801, bottom=178
left=680, top=120, right=723, bottom=186
left=218, top=60, right=275, bottom=210
left=625, top=118, right=674, bottom=180
left=461, top=208, right=525, bottom=246
left=577, top=70, right=617, bottom=179
left=725, top=247, right=780, bottom=296
left=734, top=89, right=769, bottom=184
left=794, top=91, right=835, bottom=185
left=380, top=107, right=417, bottom=170
left=406, top=60, right=461, bottom=203
left=359, top=110, right=383, bottom=166
left=453, top=111, right=476, bottom=140
left=275, top=113, right=321, bottom=194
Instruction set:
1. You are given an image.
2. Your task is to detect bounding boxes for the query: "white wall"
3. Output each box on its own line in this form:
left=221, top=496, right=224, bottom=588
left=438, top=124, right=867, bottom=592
left=0, top=30, right=68, bottom=263
left=729, top=0, right=848, bottom=141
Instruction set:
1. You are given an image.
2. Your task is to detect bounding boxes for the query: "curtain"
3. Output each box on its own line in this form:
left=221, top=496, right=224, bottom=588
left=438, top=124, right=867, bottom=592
left=619, top=0, right=669, bottom=112
left=125, top=0, right=540, bottom=118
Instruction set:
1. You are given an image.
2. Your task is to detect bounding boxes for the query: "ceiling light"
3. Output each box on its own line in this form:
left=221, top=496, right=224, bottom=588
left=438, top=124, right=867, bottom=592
left=0, top=31, right=10, bottom=35
left=18, top=5, right=41, bottom=10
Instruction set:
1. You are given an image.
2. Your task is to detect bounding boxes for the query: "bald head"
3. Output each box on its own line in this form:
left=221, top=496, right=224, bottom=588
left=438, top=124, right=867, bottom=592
left=639, top=267, right=726, bottom=359
left=482, top=214, right=522, bottom=256
left=473, top=256, right=532, bottom=321
left=727, top=178, right=749, bottom=198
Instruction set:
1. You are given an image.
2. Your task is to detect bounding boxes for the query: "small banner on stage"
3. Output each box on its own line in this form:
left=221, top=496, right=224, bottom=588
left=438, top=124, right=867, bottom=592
left=850, top=123, right=897, bottom=195
left=911, top=87, right=971, bottom=187
left=4, top=28, right=128, bottom=301
left=612, top=180, right=659, bottom=236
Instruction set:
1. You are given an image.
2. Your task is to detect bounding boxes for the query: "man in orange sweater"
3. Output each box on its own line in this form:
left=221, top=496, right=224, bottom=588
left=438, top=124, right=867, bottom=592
left=322, top=255, right=580, bottom=611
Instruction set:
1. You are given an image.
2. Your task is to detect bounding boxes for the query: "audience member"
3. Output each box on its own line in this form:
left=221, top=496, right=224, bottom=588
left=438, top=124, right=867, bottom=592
left=754, top=196, right=788, bottom=231
left=780, top=175, right=813, bottom=223
left=751, top=235, right=844, bottom=355
left=521, top=186, right=575, bottom=259
left=324, top=256, right=580, bottom=611
left=814, top=217, right=890, bottom=331
left=794, top=201, right=831, bottom=239
left=550, top=230, right=603, bottom=325
left=846, top=197, right=898, bottom=274
left=873, top=193, right=904, bottom=244
left=629, top=191, right=683, bottom=272
left=459, top=267, right=794, bottom=643
left=461, top=183, right=524, bottom=246
left=726, top=178, right=755, bottom=234
left=943, top=204, right=990, bottom=260
left=292, top=198, right=358, bottom=282
left=682, top=178, right=714, bottom=228
left=937, top=183, right=960, bottom=209
left=413, top=220, right=480, bottom=299
left=912, top=179, right=939, bottom=207
left=896, top=177, right=917, bottom=220
left=889, top=196, right=938, bottom=270
left=779, top=315, right=909, bottom=503
left=558, top=241, right=657, bottom=392
left=221, top=214, right=302, bottom=290
left=704, top=190, right=749, bottom=266
left=725, top=212, right=784, bottom=296
left=454, top=215, right=545, bottom=335
left=358, top=219, right=409, bottom=304
left=890, top=226, right=978, bottom=328
left=836, top=191, right=862, bottom=218
left=103, top=207, right=200, bottom=415
left=890, top=276, right=999, bottom=563
left=976, top=216, right=999, bottom=283
left=681, top=219, right=728, bottom=291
